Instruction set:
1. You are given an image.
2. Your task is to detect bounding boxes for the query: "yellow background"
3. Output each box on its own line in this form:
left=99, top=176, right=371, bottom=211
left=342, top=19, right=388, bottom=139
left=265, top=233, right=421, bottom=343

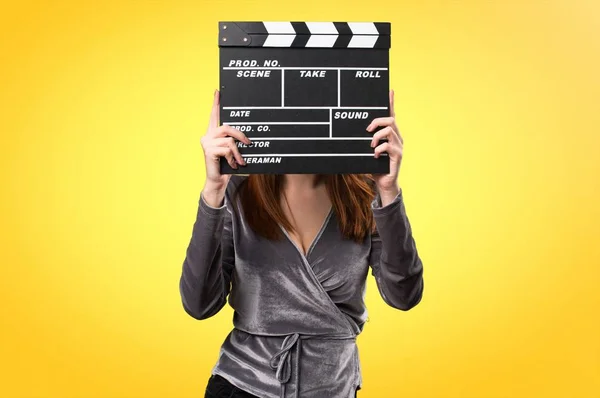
left=1, top=0, right=599, bottom=397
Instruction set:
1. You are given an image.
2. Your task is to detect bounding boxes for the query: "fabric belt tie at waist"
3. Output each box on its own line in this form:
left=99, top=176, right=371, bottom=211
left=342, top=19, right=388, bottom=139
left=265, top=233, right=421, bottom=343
left=269, top=333, right=301, bottom=398
left=269, top=333, right=357, bottom=398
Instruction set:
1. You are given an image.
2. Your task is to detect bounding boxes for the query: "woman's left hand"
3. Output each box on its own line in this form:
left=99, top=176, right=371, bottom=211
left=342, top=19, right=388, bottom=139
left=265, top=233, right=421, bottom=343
left=367, top=90, right=403, bottom=205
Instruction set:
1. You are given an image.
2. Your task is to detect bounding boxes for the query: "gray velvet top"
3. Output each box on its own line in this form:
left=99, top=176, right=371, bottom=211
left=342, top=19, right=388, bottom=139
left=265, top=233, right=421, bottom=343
left=179, top=175, right=424, bottom=398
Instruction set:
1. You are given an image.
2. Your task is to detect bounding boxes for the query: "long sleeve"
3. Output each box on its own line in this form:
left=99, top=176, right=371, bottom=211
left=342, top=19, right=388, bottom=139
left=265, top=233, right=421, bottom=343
left=368, top=189, right=424, bottom=311
left=179, top=191, right=235, bottom=320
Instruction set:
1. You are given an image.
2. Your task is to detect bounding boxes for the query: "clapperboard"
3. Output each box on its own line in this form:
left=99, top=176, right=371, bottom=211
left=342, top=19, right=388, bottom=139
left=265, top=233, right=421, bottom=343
left=218, top=21, right=391, bottom=174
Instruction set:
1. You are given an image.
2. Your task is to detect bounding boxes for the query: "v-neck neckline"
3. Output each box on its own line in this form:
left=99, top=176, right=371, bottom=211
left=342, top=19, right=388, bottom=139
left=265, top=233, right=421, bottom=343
left=279, top=206, right=334, bottom=260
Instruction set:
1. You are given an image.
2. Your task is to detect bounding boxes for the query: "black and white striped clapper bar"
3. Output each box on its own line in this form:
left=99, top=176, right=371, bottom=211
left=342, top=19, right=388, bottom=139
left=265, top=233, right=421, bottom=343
left=218, top=21, right=391, bottom=174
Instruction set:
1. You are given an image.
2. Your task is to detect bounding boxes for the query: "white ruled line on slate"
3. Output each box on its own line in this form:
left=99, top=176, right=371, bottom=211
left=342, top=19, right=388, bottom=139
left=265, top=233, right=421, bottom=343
left=241, top=137, right=373, bottom=140
left=223, top=122, right=329, bottom=125
left=222, top=106, right=388, bottom=110
left=222, top=67, right=388, bottom=70
left=241, top=153, right=387, bottom=157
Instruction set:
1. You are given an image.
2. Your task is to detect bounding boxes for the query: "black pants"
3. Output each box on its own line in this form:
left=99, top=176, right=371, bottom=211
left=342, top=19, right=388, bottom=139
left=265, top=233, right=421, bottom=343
left=205, top=374, right=260, bottom=398
left=205, top=374, right=359, bottom=397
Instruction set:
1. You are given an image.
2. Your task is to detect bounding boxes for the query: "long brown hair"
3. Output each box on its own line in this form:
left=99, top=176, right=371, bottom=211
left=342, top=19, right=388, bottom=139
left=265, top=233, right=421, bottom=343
left=236, top=174, right=377, bottom=243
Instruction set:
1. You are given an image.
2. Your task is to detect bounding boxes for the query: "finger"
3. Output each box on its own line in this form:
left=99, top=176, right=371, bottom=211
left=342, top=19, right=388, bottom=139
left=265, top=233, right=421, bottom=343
left=366, top=117, right=397, bottom=132
left=208, top=90, right=220, bottom=129
left=215, top=125, right=252, bottom=144
left=374, top=141, right=401, bottom=158
left=370, top=126, right=398, bottom=148
left=224, top=137, right=246, bottom=166
left=373, top=142, right=391, bottom=158
left=213, top=137, right=235, bottom=146
left=389, top=89, right=396, bottom=118
left=211, top=146, right=237, bottom=169
left=213, top=137, right=247, bottom=166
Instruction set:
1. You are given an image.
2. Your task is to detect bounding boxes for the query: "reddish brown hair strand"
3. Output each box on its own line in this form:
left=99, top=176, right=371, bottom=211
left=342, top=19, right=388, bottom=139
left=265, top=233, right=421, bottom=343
left=236, top=174, right=377, bottom=243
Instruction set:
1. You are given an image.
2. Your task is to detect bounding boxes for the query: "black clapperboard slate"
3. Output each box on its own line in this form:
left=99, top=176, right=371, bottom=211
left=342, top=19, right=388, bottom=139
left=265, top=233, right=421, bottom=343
left=218, top=21, right=391, bottom=174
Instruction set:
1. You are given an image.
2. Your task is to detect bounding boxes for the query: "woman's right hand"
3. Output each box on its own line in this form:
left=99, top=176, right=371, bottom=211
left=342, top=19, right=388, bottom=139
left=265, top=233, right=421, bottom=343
left=201, top=90, right=252, bottom=199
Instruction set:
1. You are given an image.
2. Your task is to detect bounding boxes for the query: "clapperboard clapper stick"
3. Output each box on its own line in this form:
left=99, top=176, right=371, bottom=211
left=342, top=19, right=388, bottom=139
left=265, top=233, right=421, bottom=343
left=218, top=21, right=391, bottom=174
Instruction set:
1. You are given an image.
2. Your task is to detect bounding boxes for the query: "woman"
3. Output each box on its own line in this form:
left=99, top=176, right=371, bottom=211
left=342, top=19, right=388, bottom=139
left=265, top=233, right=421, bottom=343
left=179, top=89, right=424, bottom=398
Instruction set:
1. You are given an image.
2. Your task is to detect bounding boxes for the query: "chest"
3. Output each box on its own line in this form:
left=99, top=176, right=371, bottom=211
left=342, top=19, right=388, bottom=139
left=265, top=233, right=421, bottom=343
left=231, top=206, right=371, bottom=298
left=280, top=193, right=333, bottom=256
